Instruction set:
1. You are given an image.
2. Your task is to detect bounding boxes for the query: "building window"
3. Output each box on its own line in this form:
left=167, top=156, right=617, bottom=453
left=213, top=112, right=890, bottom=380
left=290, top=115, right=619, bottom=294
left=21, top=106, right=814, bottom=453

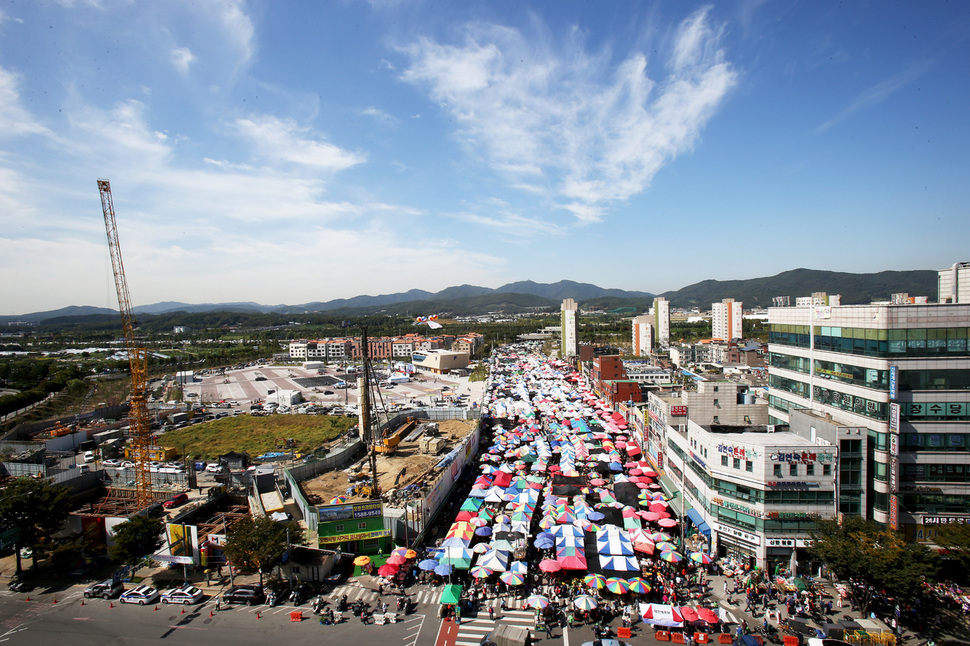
left=713, top=416, right=720, bottom=424
left=358, top=522, right=367, bottom=530
left=733, top=458, right=741, bottom=470
left=714, top=399, right=720, bottom=408
left=721, top=456, right=729, bottom=467
left=774, top=464, right=782, bottom=477
left=335, top=524, right=344, bottom=532
left=789, top=464, right=798, bottom=476
left=746, top=461, right=753, bottom=472
left=806, top=464, right=815, bottom=476
left=823, top=464, right=831, bottom=476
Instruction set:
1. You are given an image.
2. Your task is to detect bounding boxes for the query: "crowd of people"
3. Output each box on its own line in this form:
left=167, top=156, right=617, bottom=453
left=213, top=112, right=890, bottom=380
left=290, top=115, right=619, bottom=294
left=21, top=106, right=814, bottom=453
left=397, top=343, right=731, bottom=636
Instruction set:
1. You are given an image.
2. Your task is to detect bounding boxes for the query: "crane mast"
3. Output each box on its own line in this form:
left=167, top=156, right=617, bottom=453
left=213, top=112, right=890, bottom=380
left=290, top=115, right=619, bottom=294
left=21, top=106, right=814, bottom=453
left=98, top=179, right=153, bottom=508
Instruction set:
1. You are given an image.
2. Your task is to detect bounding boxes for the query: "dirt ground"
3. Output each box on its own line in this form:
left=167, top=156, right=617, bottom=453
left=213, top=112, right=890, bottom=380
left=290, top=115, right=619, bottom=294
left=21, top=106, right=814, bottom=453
left=301, top=418, right=477, bottom=504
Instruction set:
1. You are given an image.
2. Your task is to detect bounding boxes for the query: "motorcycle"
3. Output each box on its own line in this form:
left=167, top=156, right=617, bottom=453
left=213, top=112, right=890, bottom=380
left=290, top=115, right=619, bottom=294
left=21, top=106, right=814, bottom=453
left=311, top=596, right=326, bottom=615
left=593, top=624, right=613, bottom=639
left=267, top=591, right=279, bottom=608
left=337, top=595, right=348, bottom=612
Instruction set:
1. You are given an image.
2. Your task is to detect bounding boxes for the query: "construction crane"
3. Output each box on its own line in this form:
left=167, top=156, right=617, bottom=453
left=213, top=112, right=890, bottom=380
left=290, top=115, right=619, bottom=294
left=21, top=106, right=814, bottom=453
left=98, top=179, right=153, bottom=508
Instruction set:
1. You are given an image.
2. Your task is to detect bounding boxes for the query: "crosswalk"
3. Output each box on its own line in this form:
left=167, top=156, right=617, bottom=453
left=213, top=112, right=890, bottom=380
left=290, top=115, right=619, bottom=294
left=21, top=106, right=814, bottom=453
left=321, top=583, right=534, bottom=611
left=454, top=608, right=536, bottom=646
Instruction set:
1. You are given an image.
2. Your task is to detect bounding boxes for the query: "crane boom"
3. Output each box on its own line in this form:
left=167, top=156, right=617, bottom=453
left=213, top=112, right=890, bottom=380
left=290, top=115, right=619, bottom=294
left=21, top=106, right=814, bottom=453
left=98, top=179, right=153, bottom=508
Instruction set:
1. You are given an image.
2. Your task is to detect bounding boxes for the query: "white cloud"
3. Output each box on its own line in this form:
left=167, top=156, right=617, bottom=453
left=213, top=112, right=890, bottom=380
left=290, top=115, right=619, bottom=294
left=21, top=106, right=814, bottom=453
left=233, top=115, right=367, bottom=172
left=214, top=0, right=256, bottom=68
left=816, top=60, right=932, bottom=133
left=401, top=9, right=736, bottom=224
left=361, top=106, right=399, bottom=125
left=0, top=66, right=53, bottom=138
left=171, top=47, right=196, bottom=75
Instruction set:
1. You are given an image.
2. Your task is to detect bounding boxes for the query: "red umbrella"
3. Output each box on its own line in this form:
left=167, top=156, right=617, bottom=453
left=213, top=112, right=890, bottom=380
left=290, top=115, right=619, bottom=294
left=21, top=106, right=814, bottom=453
left=658, top=518, right=678, bottom=528
left=386, top=555, right=407, bottom=565
left=377, top=564, right=399, bottom=577
left=539, top=559, right=562, bottom=573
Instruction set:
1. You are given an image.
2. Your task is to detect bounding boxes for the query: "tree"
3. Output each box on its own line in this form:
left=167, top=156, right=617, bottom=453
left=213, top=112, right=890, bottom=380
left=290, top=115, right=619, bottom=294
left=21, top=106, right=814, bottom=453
left=223, top=516, right=304, bottom=585
left=934, top=521, right=970, bottom=574
left=810, top=517, right=939, bottom=612
left=109, top=515, right=165, bottom=566
left=0, top=477, right=72, bottom=574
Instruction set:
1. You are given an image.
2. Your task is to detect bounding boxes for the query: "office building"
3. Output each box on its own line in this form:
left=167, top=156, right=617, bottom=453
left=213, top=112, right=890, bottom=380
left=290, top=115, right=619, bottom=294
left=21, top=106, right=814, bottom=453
left=767, top=281, right=970, bottom=537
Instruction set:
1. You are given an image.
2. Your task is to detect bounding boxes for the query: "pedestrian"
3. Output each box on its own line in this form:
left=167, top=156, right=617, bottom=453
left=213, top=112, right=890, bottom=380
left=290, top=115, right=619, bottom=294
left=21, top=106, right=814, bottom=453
left=724, top=581, right=729, bottom=597
left=215, top=598, right=221, bottom=612
left=489, top=606, right=494, bottom=620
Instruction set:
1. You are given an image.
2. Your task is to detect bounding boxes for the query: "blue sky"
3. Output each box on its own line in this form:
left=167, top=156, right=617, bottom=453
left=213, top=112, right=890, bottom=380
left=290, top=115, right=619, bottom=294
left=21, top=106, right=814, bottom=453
left=1, top=1, right=968, bottom=314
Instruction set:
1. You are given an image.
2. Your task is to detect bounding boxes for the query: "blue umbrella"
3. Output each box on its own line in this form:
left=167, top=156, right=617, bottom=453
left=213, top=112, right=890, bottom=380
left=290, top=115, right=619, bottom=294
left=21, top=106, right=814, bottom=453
left=534, top=537, right=554, bottom=550
left=434, top=563, right=454, bottom=577
left=587, top=511, right=606, bottom=521
left=475, top=527, right=493, bottom=537
left=419, top=559, right=440, bottom=571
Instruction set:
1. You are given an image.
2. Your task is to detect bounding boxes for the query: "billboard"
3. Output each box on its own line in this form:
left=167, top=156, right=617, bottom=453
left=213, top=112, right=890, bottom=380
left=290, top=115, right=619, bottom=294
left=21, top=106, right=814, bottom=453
left=318, top=501, right=383, bottom=523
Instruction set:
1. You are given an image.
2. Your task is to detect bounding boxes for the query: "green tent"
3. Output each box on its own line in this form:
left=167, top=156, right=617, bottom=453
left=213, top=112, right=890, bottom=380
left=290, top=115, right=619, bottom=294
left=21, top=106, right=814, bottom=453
left=792, top=577, right=809, bottom=592
left=440, top=584, right=463, bottom=605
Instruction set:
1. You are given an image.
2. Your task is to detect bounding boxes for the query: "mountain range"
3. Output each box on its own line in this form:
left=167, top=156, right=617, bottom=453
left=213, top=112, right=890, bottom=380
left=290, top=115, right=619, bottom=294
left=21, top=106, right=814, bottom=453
left=0, top=268, right=938, bottom=323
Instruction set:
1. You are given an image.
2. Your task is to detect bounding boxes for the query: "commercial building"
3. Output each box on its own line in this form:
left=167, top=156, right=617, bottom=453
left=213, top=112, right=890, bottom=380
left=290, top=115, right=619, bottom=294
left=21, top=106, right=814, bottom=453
left=411, top=349, right=470, bottom=374
left=712, top=298, right=743, bottom=342
left=561, top=299, right=579, bottom=357
left=767, top=276, right=970, bottom=539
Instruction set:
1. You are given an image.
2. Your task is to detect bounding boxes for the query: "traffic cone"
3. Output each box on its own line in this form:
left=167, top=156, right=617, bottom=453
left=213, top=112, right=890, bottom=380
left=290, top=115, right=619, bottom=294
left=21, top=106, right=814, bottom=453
left=154, top=605, right=159, bottom=611
left=81, top=599, right=85, bottom=606
left=256, top=611, right=261, bottom=619
left=209, top=610, right=214, bottom=617
left=109, top=602, right=114, bottom=608
left=25, top=596, right=30, bottom=602
left=53, top=598, right=58, bottom=604
left=181, top=607, right=186, bottom=614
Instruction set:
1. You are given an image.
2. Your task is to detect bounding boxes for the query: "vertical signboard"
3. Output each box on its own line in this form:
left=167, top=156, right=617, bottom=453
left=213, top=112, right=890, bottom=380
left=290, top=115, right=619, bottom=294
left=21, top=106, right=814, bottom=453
left=889, top=494, right=899, bottom=531
left=889, top=403, right=900, bottom=434
left=889, top=367, right=898, bottom=401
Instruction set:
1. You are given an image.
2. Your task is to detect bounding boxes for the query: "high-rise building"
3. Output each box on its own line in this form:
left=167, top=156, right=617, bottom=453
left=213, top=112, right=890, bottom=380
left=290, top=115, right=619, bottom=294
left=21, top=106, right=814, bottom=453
left=653, top=297, right=670, bottom=347
left=767, top=293, right=970, bottom=535
left=560, top=298, right=579, bottom=357
left=939, top=261, right=970, bottom=304
left=632, top=315, right=654, bottom=357
left=712, top=298, right=743, bottom=342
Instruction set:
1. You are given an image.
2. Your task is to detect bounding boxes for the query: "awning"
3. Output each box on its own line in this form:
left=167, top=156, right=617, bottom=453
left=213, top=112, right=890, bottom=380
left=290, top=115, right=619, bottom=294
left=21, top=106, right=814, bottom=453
left=439, top=584, right=462, bottom=605
left=686, top=508, right=711, bottom=537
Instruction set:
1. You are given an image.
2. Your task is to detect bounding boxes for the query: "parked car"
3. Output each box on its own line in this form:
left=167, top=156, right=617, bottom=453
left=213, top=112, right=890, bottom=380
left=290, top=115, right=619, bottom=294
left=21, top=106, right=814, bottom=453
left=84, top=579, right=125, bottom=599
left=102, top=459, right=122, bottom=468
left=160, top=584, right=204, bottom=605
left=163, top=493, right=189, bottom=509
left=120, top=585, right=160, bottom=605
left=205, top=463, right=225, bottom=473
left=222, top=584, right=264, bottom=606
left=83, top=451, right=96, bottom=463
left=120, top=460, right=135, bottom=468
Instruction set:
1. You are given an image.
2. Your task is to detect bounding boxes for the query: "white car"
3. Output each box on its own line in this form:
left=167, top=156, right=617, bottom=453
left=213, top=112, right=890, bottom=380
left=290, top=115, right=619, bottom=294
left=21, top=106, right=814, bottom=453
left=205, top=463, right=225, bottom=473
left=160, top=585, right=204, bottom=605
left=120, top=461, right=136, bottom=468
left=102, top=459, right=122, bottom=468
left=120, top=585, right=159, bottom=605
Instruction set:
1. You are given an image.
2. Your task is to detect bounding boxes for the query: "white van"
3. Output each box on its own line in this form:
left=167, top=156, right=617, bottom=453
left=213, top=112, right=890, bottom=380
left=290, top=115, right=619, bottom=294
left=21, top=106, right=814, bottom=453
left=83, top=451, right=96, bottom=463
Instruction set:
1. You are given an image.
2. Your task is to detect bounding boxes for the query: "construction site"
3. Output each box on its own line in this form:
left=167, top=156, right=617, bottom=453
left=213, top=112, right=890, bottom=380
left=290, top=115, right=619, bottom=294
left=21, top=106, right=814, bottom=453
left=299, top=417, right=478, bottom=505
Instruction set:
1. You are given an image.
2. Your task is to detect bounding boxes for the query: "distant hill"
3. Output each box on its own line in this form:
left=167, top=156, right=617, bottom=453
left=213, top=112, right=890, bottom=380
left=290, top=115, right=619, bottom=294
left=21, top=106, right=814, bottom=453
left=0, top=305, right=116, bottom=323
left=0, top=270, right=941, bottom=323
left=495, top=280, right=651, bottom=301
left=661, top=268, right=938, bottom=309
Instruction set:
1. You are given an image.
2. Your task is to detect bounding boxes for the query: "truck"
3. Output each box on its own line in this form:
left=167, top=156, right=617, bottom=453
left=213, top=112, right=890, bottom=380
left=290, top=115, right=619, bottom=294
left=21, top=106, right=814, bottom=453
left=482, top=625, right=531, bottom=646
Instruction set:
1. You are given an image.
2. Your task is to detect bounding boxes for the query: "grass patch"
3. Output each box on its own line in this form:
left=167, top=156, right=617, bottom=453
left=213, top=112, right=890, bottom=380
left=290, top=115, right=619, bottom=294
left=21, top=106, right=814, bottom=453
left=158, top=415, right=357, bottom=460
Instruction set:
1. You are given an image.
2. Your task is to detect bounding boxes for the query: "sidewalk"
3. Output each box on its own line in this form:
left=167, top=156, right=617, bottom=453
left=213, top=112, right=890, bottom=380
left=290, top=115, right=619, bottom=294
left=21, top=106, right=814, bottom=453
left=699, top=570, right=927, bottom=644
